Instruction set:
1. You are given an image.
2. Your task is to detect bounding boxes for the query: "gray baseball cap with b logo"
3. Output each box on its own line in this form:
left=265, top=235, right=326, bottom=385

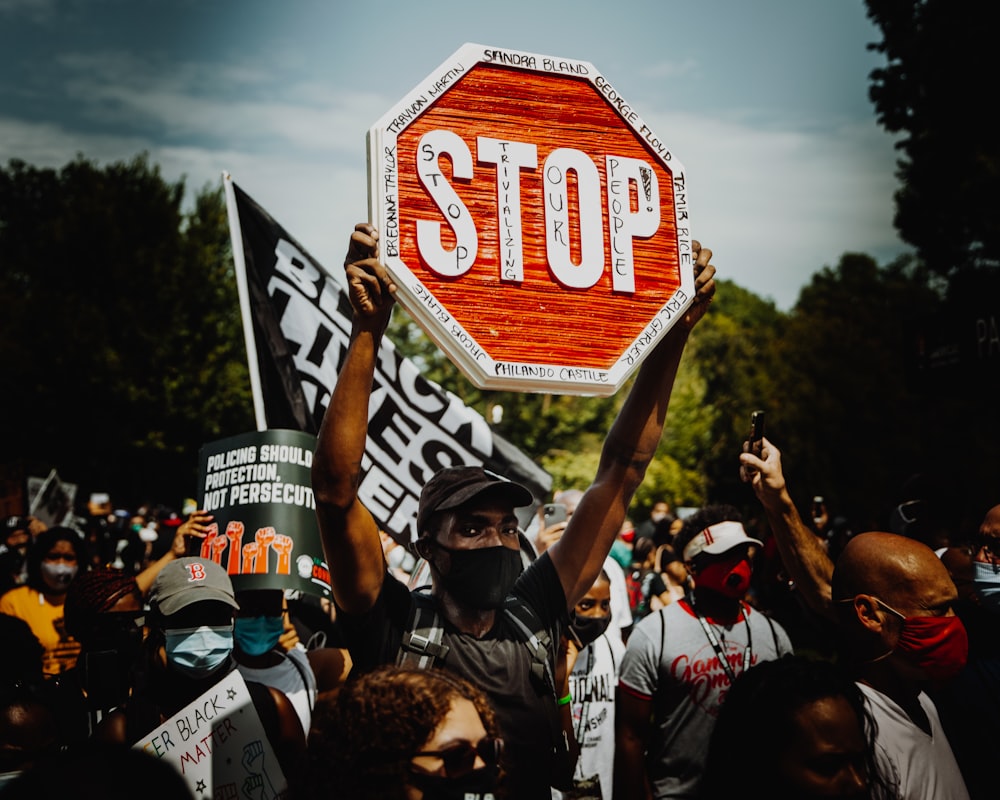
left=149, top=556, right=240, bottom=616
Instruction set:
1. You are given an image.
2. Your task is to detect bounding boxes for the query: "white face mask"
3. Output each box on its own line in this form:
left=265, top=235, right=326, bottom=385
left=40, top=561, right=78, bottom=592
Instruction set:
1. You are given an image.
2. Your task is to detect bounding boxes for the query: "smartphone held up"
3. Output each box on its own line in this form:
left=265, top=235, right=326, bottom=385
left=740, top=409, right=766, bottom=483
left=749, top=410, right=765, bottom=457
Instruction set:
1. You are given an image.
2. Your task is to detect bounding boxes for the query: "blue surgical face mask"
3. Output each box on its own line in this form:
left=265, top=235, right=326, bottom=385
left=973, top=561, right=1000, bottom=614
left=234, top=615, right=284, bottom=657
left=164, top=624, right=234, bottom=678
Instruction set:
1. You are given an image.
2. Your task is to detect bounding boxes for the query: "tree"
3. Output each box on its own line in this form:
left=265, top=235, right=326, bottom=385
left=865, top=0, right=1000, bottom=275
left=0, top=155, right=253, bottom=509
left=775, top=252, right=943, bottom=528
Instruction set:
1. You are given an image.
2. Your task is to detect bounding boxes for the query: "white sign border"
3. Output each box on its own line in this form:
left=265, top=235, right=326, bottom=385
left=367, top=42, right=695, bottom=397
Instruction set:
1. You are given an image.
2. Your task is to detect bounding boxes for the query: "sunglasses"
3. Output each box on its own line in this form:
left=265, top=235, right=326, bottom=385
left=410, top=736, right=503, bottom=778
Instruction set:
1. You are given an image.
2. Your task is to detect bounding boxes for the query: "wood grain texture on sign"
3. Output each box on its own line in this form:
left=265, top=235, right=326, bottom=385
left=395, top=64, right=681, bottom=371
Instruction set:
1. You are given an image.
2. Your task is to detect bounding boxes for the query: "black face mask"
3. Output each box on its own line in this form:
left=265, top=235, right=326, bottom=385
left=430, top=543, right=523, bottom=609
left=568, top=612, right=612, bottom=649
left=407, top=765, right=499, bottom=800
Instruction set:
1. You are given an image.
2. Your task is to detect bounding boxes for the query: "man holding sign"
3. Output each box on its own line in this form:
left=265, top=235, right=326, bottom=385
left=312, top=222, right=716, bottom=798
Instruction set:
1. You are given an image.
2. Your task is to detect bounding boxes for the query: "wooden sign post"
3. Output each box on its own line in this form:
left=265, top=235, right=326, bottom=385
left=368, top=43, right=694, bottom=396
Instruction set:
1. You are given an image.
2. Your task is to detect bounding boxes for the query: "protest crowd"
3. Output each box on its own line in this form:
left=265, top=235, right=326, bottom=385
left=1, top=223, right=996, bottom=800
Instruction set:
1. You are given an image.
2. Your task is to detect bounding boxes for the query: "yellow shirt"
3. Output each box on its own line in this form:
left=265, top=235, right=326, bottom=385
left=0, top=585, right=81, bottom=676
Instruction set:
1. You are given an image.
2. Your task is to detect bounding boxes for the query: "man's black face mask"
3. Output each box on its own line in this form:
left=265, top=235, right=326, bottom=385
left=428, top=542, right=523, bottom=609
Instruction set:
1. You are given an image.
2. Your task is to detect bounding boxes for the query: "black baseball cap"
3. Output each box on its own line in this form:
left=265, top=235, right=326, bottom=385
left=416, top=466, right=533, bottom=535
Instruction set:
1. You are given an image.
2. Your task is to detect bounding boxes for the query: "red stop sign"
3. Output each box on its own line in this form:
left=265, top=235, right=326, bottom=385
left=368, top=43, right=695, bottom=396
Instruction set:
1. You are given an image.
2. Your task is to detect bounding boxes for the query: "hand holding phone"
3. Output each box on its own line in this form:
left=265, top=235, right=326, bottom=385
left=740, top=410, right=765, bottom=483
left=543, top=503, right=568, bottom=527
left=749, top=410, right=765, bottom=457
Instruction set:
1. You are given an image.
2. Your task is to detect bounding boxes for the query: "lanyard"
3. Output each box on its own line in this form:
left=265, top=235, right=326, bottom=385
left=573, top=643, right=596, bottom=750
left=695, top=603, right=752, bottom=685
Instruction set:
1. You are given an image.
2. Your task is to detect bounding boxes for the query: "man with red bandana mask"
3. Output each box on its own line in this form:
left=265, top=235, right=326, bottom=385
left=615, top=505, right=793, bottom=799
left=742, top=436, right=971, bottom=800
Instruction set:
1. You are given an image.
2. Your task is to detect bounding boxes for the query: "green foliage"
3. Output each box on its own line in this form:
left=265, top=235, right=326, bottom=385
left=0, top=155, right=252, bottom=507
left=776, top=252, right=943, bottom=526
left=680, top=279, right=786, bottom=504
left=3, top=153, right=991, bottom=534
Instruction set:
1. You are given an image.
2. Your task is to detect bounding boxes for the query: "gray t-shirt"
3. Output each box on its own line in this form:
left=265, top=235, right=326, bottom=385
left=618, top=600, right=793, bottom=799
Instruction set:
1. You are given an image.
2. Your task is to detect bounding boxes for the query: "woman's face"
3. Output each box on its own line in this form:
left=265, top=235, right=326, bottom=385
left=575, top=578, right=611, bottom=619
left=406, top=697, right=489, bottom=800
left=40, top=539, right=78, bottom=593
left=775, top=695, right=868, bottom=798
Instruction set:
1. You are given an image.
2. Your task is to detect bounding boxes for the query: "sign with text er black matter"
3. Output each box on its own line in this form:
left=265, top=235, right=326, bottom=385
left=367, top=42, right=694, bottom=396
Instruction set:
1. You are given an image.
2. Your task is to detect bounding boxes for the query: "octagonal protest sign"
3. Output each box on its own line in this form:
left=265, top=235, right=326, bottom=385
left=368, top=43, right=695, bottom=396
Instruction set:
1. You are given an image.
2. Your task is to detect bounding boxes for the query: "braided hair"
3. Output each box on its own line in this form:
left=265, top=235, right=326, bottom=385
left=63, top=568, right=140, bottom=645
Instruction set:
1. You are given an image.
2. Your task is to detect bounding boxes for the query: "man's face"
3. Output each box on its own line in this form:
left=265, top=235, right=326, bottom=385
left=3, top=527, right=28, bottom=553
left=875, top=554, right=959, bottom=657
left=435, top=500, right=521, bottom=552
left=974, top=505, right=1000, bottom=565
left=651, top=502, right=669, bottom=522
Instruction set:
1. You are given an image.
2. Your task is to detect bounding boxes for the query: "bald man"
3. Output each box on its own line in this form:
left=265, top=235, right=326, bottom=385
left=741, top=439, right=970, bottom=800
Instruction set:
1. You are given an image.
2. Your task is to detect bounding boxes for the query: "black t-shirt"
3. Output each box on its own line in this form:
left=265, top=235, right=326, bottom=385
left=337, top=551, right=568, bottom=800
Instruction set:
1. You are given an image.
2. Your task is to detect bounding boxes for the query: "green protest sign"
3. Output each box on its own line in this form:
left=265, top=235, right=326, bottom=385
left=197, top=429, right=330, bottom=598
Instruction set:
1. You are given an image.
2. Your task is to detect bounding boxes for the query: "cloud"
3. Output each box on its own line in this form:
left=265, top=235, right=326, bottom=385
left=639, top=59, right=700, bottom=80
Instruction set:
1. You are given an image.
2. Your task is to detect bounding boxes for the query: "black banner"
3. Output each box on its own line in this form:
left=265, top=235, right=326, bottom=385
left=226, top=181, right=551, bottom=541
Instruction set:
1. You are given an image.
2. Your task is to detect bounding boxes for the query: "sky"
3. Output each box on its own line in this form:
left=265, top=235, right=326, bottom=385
left=0, top=0, right=907, bottom=311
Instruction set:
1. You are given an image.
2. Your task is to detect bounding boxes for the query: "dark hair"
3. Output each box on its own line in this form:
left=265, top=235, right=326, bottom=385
left=26, top=526, right=84, bottom=591
left=700, top=655, right=896, bottom=799
left=631, top=536, right=655, bottom=566
left=294, top=665, right=501, bottom=800
left=672, top=504, right=742, bottom=561
left=1, top=740, right=194, bottom=799
left=651, top=515, right=678, bottom=547
left=0, top=613, right=44, bottom=688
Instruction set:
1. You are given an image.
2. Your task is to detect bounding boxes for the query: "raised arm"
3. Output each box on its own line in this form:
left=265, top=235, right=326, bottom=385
left=740, top=436, right=836, bottom=619
left=311, top=223, right=397, bottom=614
left=549, top=244, right=717, bottom=608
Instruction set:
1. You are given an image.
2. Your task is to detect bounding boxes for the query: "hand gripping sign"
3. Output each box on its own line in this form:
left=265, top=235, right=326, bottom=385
left=367, top=43, right=694, bottom=396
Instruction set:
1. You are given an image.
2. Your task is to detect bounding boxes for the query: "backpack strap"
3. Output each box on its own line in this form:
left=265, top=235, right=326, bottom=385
left=502, top=596, right=556, bottom=696
left=397, top=591, right=450, bottom=668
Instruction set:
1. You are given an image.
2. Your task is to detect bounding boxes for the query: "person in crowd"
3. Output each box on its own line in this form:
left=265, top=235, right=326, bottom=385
left=293, top=664, right=503, bottom=800
left=615, top=504, right=793, bottom=799
left=233, top=587, right=318, bottom=737
left=311, top=222, right=717, bottom=799
left=634, top=500, right=673, bottom=543
left=56, top=568, right=146, bottom=743
left=608, top=518, right=635, bottom=572
left=535, top=488, right=633, bottom=639
left=649, top=524, right=688, bottom=608
left=924, top=503, right=1000, bottom=800
left=0, top=612, right=58, bottom=790
left=382, top=529, right=417, bottom=583
left=0, top=526, right=84, bottom=677
left=700, top=654, right=897, bottom=799
left=0, top=515, right=42, bottom=596
left=94, top=557, right=305, bottom=779
left=742, top=437, right=970, bottom=799
left=557, top=568, right=625, bottom=800
left=625, top=536, right=672, bottom=626
left=0, top=739, right=194, bottom=799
